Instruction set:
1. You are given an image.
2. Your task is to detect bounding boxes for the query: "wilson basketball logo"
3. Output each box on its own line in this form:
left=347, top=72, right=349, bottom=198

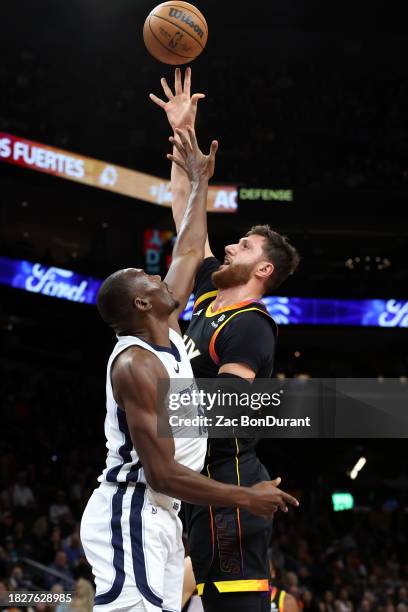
left=168, top=8, right=205, bottom=39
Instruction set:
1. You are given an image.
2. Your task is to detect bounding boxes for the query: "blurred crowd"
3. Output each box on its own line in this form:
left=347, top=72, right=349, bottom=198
left=0, top=358, right=103, bottom=610
left=270, top=508, right=408, bottom=612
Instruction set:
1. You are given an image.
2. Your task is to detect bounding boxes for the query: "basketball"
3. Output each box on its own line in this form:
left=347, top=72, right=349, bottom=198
left=143, top=2, right=208, bottom=65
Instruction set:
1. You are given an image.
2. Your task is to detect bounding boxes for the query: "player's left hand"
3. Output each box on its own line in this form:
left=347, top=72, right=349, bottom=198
left=167, top=126, right=218, bottom=183
left=149, top=67, right=205, bottom=131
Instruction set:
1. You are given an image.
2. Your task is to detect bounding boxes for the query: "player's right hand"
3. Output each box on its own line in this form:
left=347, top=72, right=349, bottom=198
left=149, top=67, right=205, bottom=131
left=245, top=477, right=299, bottom=519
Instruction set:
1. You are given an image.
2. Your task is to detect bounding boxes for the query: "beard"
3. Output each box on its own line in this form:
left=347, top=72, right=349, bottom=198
left=212, top=262, right=254, bottom=289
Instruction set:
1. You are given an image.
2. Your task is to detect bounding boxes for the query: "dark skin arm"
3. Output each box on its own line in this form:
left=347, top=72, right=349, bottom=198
left=164, top=127, right=218, bottom=333
left=111, top=346, right=299, bottom=517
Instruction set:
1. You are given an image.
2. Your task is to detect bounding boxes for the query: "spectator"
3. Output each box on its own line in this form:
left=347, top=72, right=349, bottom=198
left=335, top=588, right=353, bottom=612
left=303, top=589, right=320, bottom=611
left=55, top=578, right=94, bottom=612
left=49, top=492, right=70, bottom=526
left=63, top=533, right=83, bottom=568
left=13, top=521, right=31, bottom=558
left=8, top=564, right=32, bottom=590
left=11, top=473, right=35, bottom=510
left=3, top=537, right=17, bottom=565
left=30, top=516, right=52, bottom=564
left=46, top=551, right=74, bottom=591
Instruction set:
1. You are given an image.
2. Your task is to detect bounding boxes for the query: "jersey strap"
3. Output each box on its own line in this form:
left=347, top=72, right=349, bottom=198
left=208, top=307, right=277, bottom=366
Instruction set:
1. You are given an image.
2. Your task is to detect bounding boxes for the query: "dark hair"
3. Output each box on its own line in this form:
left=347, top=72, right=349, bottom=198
left=96, top=270, right=134, bottom=327
left=246, top=224, right=300, bottom=291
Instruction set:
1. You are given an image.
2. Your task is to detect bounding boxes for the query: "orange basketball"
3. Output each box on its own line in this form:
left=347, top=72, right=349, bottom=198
left=143, top=2, right=208, bottom=65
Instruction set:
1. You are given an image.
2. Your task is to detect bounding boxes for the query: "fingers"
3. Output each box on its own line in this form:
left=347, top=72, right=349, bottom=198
left=166, top=153, right=188, bottom=175
left=209, top=140, right=218, bottom=157
left=191, top=93, right=206, bottom=108
left=174, top=128, right=193, bottom=152
left=169, top=135, right=187, bottom=159
left=149, top=93, right=166, bottom=109
left=280, top=491, right=300, bottom=507
left=273, top=498, right=288, bottom=513
left=271, top=477, right=282, bottom=487
left=161, top=77, right=174, bottom=100
left=183, top=66, right=191, bottom=96
left=174, top=67, right=182, bottom=96
left=186, top=126, right=198, bottom=151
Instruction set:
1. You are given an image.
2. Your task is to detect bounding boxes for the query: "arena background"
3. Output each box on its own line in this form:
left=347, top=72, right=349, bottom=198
left=0, top=0, right=407, bottom=610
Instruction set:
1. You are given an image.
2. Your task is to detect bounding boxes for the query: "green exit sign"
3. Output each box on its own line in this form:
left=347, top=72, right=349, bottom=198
left=332, top=492, right=354, bottom=512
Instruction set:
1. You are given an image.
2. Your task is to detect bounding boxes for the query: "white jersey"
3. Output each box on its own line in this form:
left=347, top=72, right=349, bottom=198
left=98, top=328, right=207, bottom=486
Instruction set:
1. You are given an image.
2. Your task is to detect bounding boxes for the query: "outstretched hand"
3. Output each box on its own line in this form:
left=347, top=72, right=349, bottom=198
left=149, top=67, right=205, bottom=131
left=167, top=126, right=218, bottom=183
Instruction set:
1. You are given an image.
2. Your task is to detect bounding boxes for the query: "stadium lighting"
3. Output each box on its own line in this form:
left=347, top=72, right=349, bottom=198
left=349, top=456, right=367, bottom=480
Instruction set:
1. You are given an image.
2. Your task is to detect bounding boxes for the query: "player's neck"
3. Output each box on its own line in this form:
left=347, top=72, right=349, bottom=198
left=119, top=318, right=171, bottom=348
left=211, top=284, right=262, bottom=312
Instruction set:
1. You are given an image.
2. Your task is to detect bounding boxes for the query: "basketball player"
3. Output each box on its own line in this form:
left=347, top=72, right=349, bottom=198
left=80, top=126, right=299, bottom=612
left=151, top=69, right=300, bottom=612
left=269, top=586, right=299, bottom=612
left=269, top=560, right=299, bottom=612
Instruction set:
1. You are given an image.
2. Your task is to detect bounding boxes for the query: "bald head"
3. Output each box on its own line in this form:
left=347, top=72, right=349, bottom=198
left=97, top=269, right=140, bottom=328
left=97, top=268, right=179, bottom=332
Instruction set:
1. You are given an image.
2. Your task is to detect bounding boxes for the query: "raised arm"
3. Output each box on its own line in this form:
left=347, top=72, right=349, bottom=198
left=150, top=67, right=214, bottom=257
left=163, top=126, right=217, bottom=328
left=112, top=347, right=299, bottom=516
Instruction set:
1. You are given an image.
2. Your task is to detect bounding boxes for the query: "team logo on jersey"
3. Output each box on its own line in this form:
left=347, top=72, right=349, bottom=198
left=173, top=363, right=180, bottom=373
left=193, top=309, right=203, bottom=317
left=183, top=335, right=201, bottom=359
left=217, top=314, right=226, bottom=323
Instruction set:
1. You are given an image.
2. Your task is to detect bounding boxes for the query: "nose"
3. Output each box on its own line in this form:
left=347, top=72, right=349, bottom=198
left=225, top=244, right=236, bottom=256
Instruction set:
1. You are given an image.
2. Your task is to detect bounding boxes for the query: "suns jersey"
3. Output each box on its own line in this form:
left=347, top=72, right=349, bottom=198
left=184, top=292, right=277, bottom=379
left=98, top=328, right=207, bottom=485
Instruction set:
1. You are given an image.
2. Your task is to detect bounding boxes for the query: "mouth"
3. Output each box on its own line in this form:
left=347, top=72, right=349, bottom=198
left=222, top=256, right=231, bottom=267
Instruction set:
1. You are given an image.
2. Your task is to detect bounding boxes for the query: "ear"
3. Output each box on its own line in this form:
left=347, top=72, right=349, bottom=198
left=256, top=261, right=274, bottom=281
left=134, top=296, right=152, bottom=312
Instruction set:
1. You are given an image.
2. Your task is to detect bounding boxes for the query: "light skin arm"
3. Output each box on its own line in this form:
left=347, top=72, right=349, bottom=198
left=163, top=126, right=218, bottom=332
left=150, top=67, right=214, bottom=258
left=218, top=362, right=257, bottom=380
left=285, top=593, right=301, bottom=612
left=111, top=347, right=299, bottom=515
left=182, top=557, right=196, bottom=608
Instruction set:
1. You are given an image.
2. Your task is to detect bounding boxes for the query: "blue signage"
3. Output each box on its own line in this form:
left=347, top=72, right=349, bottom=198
left=0, top=256, right=407, bottom=328
left=0, top=256, right=101, bottom=305
left=181, top=295, right=408, bottom=328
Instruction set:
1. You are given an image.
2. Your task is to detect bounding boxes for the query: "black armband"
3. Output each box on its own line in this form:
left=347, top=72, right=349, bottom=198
left=216, top=373, right=251, bottom=386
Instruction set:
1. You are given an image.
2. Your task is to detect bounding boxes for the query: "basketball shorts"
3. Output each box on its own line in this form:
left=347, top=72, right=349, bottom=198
left=80, top=481, right=184, bottom=612
left=184, top=454, right=273, bottom=595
